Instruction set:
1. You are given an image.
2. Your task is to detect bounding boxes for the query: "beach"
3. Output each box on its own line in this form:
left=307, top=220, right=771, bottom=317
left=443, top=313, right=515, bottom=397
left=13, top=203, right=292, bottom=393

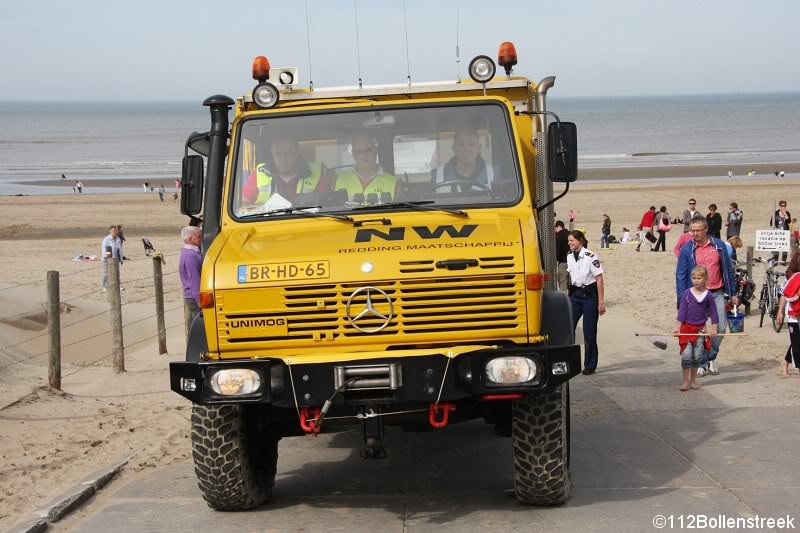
left=0, top=179, right=798, bottom=529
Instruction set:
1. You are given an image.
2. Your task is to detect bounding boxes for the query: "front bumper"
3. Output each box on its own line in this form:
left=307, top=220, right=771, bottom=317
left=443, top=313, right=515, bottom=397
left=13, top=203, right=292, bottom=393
left=170, top=344, right=581, bottom=406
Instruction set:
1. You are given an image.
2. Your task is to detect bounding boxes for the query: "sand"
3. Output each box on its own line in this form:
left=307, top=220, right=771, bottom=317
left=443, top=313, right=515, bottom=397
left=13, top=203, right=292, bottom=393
left=0, top=181, right=798, bottom=528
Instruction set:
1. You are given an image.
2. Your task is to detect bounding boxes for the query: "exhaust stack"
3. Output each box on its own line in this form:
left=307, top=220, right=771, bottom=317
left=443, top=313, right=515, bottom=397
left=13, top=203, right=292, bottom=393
left=532, top=77, right=558, bottom=291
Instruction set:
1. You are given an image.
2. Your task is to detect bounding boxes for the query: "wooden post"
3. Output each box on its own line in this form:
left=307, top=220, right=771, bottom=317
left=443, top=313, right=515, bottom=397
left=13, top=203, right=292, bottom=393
left=47, top=271, right=61, bottom=390
left=153, top=256, right=167, bottom=355
left=108, top=259, right=125, bottom=372
left=745, top=246, right=753, bottom=316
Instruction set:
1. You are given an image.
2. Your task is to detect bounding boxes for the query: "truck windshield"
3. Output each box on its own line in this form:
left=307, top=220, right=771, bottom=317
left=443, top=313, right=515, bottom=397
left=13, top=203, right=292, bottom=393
left=230, top=103, right=521, bottom=219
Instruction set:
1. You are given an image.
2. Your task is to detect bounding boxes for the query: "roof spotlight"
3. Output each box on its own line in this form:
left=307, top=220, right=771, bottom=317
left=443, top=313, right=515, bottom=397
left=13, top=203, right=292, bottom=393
left=252, top=82, right=280, bottom=109
left=279, top=71, right=294, bottom=85
left=468, top=55, right=496, bottom=84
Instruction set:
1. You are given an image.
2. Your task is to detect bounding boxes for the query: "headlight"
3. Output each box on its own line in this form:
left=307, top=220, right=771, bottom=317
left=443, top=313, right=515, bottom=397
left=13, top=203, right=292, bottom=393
left=209, top=368, right=262, bottom=396
left=468, top=55, right=496, bottom=83
left=485, top=356, right=537, bottom=384
left=252, top=82, right=280, bottom=109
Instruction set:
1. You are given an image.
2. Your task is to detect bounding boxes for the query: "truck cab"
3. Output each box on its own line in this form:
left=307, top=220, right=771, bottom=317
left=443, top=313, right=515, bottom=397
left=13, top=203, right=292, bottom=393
left=171, top=46, right=580, bottom=510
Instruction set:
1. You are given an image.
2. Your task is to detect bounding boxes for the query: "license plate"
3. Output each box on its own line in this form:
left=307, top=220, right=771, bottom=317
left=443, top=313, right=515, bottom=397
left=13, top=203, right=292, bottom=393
left=238, top=261, right=330, bottom=283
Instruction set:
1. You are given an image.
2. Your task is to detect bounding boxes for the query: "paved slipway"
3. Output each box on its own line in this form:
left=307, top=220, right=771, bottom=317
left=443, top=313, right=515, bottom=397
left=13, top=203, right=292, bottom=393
left=53, top=312, right=800, bottom=532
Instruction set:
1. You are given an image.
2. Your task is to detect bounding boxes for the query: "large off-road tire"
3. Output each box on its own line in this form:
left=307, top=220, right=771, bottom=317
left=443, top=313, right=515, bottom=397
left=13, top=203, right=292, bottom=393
left=191, top=404, right=278, bottom=511
left=511, top=383, right=571, bottom=505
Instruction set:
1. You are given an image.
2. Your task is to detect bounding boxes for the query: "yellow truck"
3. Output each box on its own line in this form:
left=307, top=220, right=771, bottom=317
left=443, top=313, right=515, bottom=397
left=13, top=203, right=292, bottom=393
left=171, top=44, right=580, bottom=510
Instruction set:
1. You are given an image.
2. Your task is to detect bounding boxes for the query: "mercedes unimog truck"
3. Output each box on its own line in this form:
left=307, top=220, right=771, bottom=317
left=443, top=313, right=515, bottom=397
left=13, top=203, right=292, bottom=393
left=171, top=42, right=580, bottom=510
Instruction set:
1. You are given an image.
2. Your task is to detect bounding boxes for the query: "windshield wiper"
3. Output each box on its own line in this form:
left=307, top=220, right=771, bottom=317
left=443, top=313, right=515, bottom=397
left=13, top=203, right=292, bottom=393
left=240, top=206, right=354, bottom=223
left=349, top=201, right=468, bottom=218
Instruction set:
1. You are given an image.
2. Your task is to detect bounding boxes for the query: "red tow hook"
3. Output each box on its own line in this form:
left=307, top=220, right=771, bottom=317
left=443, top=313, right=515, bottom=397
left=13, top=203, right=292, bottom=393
left=299, top=406, right=322, bottom=434
left=429, top=402, right=456, bottom=428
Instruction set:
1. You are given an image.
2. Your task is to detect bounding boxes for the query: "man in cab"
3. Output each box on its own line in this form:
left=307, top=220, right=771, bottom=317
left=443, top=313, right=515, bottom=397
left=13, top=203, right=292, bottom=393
left=431, top=127, right=494, bottom=191
left=242, top=137, right=335, bottom=205
left=334, top=133, right=403, bottom=203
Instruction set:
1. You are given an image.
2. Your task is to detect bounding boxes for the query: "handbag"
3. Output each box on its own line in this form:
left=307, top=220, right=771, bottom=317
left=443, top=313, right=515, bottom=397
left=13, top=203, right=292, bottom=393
left=657, top=215, right=672, bottom=232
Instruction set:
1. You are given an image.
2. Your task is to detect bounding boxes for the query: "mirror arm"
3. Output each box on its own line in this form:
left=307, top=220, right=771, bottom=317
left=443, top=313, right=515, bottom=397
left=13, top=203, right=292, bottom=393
left=534, top=181, right=569, bottom=213
left=516, top=110, right=568, bottom=166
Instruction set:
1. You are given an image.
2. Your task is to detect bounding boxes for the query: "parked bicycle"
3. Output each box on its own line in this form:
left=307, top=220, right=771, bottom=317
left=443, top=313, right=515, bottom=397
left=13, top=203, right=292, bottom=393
left=754, top=257, right=785, bottom=332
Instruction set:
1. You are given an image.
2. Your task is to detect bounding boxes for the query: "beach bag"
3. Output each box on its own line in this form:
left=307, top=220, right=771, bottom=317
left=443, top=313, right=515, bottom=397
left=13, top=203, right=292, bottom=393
left=658, top=215, right=672, bottom=232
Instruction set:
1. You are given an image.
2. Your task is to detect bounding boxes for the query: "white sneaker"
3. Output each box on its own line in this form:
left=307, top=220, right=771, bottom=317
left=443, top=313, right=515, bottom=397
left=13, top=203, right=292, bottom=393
left=708, top=360, right=719, bottom=375
left=696, top=367, right=707, bottom=377
left=101, top=288, right=107, bottom=292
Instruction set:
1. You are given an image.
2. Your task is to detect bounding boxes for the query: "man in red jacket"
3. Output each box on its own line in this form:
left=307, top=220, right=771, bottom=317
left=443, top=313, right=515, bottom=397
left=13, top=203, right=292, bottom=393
left=636, top=206, right=657, bottom=252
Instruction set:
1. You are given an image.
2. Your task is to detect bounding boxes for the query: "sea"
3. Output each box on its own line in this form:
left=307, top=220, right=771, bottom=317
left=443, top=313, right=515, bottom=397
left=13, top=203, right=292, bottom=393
left=1, top=93, right=799, bottom=195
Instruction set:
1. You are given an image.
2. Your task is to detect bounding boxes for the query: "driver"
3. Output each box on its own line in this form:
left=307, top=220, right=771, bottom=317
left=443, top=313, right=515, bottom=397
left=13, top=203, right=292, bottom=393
left=431, top=127, right=494, bottom=190
left=242, top=137, right=334, bottom=204
left=334, top=133, right=403, bottom=202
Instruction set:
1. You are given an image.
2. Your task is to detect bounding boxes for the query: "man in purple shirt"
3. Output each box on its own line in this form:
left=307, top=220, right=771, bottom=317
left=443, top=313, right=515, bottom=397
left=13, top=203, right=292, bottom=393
left=179, top=226, right=203, bottom=336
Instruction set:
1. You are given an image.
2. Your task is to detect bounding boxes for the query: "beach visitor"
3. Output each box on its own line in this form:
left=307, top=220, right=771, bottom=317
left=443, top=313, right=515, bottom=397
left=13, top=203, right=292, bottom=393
left=636, top=206, right=657, bottom=252
left=674, top=265, right=719, bottom=391
left=676, top=216, right=738, bottom=377
left=776, top=252, right=800, bottom=376
left=555, top=220, right=569, bottom=291
left=621, top=227, right=631, bottom=243
left=673, top=231, right=692, bottom=257
left=727, top=235, right=742, bottom=263
left=680, top=198, right=699, bottom=233
left=566, top=230, right=605, bottom=375
left=175, top=178, right=181, bottom=192
left=158, top=184, right=165, bottom=202
left=654, top=206, right=671, bottom=252
left=143, top=183, right=148, bottom=193
left=568, top=209, right=575, bottom=225
left=101, top=225, right=124, bottom=292
left=77, top=181, right=83, bottom=193
left=600, top=214, right=611, bottom=248
left=706, top=204, right=722, bottom=239
left=179, top=225, right=203, bottom=336
left=770, top=200, right=791, bottom=262
left=61, top=173, right=67, bottom=180
left=727, top=170, right=733, bottom=178
left=725, top=202, right=743, bottom=238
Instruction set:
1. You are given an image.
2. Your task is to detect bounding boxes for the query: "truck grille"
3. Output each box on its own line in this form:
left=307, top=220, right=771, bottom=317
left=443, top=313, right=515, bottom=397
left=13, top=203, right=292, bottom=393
left=218, top=274, right=526, bottom=346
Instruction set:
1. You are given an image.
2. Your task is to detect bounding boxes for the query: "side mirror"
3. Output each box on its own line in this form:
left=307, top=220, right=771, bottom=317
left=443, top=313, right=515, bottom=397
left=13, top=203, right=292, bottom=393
left=547, top=121, right=578, bottom=183
left=187, top=131, right=211, bottom=157
left=181, top=155, right=204, bottom=215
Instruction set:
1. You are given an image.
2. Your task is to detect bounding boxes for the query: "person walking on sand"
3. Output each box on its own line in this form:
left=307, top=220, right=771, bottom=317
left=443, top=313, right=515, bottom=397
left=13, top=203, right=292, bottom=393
left=61, top=173, right=67, bottom=180
left=654, top=206, right=671, bottom=252
left=179, top=225, right=203, bottom=336
left=158, top=184, right=165, bottom=202
left=674, top=265, right=719, bottom=391
left=706, top=204, right=723, bottom=239
left=76, top=181, right=83, bottom=193
left=725, top=202, right=743, bottom=238
left=567, top=230, right=606, bottom=375
left=101, top=225, right=124, bottom=291
left=776, top=252, right=800, bottom=376
left=770, top=200, right=791, bottom=263
left=680, top=198, right=699, bottom=233
left=600, top=214, right=611, bottom=249
left=555, top=220, right=570, bottom=291
left=676, top=216, right=738, bottom=377
left=636, top=206, right=657, bottom=252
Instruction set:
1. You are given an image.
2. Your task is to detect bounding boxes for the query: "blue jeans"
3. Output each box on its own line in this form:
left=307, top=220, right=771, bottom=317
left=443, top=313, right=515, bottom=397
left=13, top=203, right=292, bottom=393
left=680, top=337, right=705, bottom=369
left=600, top=232, right=610, bottom=248
left=699, top=289, right=727, bottom=367
left=571, top=289, right=599, bottom=370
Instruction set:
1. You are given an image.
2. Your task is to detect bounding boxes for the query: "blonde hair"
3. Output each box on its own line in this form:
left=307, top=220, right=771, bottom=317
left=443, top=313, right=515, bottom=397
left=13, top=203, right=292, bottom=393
left=727, top=235, right=743, bottom=249
left=691, top=265, right=709, bottom=280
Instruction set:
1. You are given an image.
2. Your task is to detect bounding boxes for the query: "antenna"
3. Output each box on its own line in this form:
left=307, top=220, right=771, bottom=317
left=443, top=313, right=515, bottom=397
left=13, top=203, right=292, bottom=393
left=304, top=0, right=314, bottom=91
left=455, top=0, right=461, bottom=82
left=354, top=0, right=363, bottom=88
left=402, top=0, right=411, bottom=86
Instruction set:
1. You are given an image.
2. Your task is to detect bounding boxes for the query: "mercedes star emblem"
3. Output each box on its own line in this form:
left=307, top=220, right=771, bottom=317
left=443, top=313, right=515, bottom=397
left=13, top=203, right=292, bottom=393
left=345, top=286, right=394, bottom=333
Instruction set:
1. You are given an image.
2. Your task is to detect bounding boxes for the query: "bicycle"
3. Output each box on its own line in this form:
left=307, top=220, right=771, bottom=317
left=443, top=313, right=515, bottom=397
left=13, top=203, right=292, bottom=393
left=754, top=257, right=785, bottom=332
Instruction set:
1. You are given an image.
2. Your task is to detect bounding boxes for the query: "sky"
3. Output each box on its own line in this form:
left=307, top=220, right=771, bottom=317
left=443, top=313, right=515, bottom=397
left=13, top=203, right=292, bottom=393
left=1, top=0, right=798, bottom=101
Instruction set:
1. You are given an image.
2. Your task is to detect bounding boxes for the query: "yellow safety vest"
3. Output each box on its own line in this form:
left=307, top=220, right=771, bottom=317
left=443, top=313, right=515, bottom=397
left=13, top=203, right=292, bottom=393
left=334, top=170, right=398, bottom=202
left=255, top=161, right=324, bottom=203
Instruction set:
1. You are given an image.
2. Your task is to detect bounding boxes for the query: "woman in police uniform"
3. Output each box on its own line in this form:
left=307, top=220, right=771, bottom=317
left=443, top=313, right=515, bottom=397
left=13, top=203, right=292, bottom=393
left=566, top=230, right=606, bottom=375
